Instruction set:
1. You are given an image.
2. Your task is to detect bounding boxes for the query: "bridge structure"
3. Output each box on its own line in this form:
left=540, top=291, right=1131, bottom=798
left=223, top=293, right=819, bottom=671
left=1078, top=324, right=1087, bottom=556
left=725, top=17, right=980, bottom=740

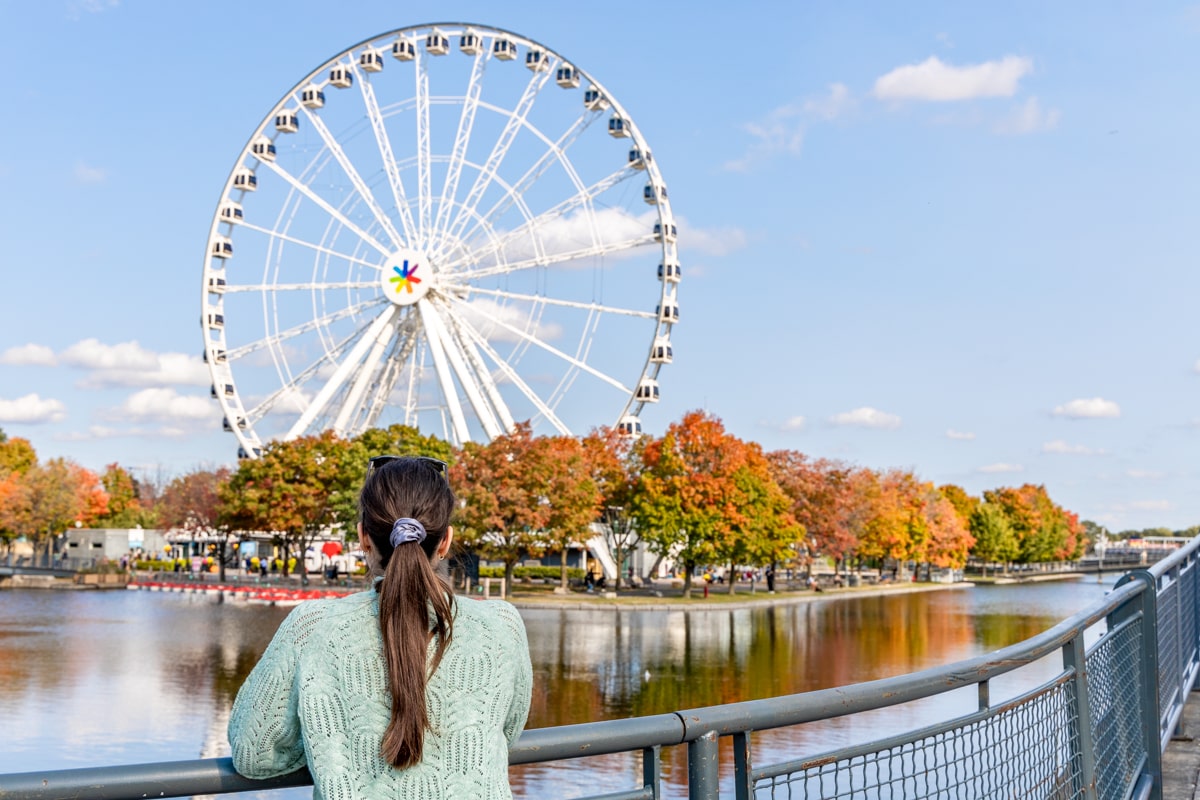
left=3, top=537, right=1200, bottom=799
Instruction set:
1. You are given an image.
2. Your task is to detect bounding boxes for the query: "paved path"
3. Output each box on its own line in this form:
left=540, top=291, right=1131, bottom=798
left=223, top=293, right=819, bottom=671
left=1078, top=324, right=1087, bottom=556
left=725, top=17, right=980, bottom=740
left=1165, top=691, right=1200, bottom=799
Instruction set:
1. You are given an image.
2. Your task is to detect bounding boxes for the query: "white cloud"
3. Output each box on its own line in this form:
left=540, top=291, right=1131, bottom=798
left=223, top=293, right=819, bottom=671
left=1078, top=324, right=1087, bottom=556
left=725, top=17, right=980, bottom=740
left=829, top=407, right=901, bottom=430
left=978, top=462, right=1024, bottom=474
left=1042, top=439, right=1104, bottom=455
left=113, top=388, right=215, bottom=421
left=946, top=429, right=975, bottom=440
left=723, top=103, right=805, bottom=172
left=804, top=83, right=855, bottom=121
left=0, top=343, right=57, bottom=366
left=0, top=393, right=67, bottom=424
left=74, top=161, right=108, bottom=184
left=680, top=223, right=748, bottom=257
left=1129, top=499, right=1172, bottom=512
left=779, top=416, right=806, bottom=432
left=459, top=297, right=563, bottom=344
left=59, top=338, right=209, bottom=388
left=873, top=55, right=1033, bottom=102
left=1127, top=469, right=1166, bottom=480
left=994, top=97, right=1060, bottom=135
left=1053, top=397, right=1121, bottom=419
left=490, top=207, right=653, bottom=266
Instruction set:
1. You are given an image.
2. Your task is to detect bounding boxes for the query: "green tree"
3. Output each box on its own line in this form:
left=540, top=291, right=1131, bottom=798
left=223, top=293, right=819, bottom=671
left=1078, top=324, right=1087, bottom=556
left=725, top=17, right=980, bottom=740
left=582, top=427, right=644, bottom=591
left=96, top=463, right=157, bottom=529
left=969, top=503, right=1019, bottom=575
left=159, top=467, right=233, bottom=579
left=220, top=431, right=356, bottom=582
left=343, top=425, right=455, bottom=539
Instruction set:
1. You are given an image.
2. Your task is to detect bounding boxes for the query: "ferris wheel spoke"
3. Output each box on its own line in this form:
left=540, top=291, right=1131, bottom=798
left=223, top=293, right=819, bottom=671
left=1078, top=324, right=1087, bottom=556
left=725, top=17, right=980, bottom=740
left=436, top=302, right=516, bottom=432
left=443, top=58, right=558, bottom=246
left=446, top=294, right=631, bottom=394
left=417, top=300, right=471, bottom=444
left=259, top=160, right=393, bottom=258
left=451, top=165, right=634, bottom=269
left=415, top=47, right=433, bottom=246
left=452, top=234, right=656, bottom=282
left=225, top=298, right=387, bottom=361
left=456, top=106, right=602, bottom=247
left=360, top=319, right=419, bottom=429
left=433, top=49, right=490, bottom=242
left=299, top=99, right=405, bottom=249
left=241, top=323, right=364, bottom=425
left=225, top=280, right=376, bottom=293
left=236, top=221, right=385, bottom=271
left=420, top=299, right=504, bottom=439
left=443, top=284, right=658, bottom=319
left=358, top=69, right=419, bottom=244
left=285, top=305, right=400, bottom=439
left=446, top=305, right=571, bottom=435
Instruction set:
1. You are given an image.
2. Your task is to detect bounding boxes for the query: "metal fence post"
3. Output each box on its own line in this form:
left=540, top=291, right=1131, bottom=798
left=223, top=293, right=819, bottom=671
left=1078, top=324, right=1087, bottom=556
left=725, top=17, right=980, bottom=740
left=688, top=730, right=720, bottom=800
left=1115, top=570, right=1163, bottom=800
left=1062, top=633, right=1098, bottom=800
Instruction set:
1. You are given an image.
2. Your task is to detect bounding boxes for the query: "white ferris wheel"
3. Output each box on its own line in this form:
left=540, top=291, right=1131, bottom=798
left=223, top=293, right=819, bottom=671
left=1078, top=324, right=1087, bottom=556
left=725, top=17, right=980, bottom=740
left=201, top=23, right=679, bottom=457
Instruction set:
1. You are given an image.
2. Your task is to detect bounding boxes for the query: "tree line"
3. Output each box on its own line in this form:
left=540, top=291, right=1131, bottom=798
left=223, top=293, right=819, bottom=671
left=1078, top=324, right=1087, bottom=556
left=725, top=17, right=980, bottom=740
left=0, top=412, right=1139, bottom=597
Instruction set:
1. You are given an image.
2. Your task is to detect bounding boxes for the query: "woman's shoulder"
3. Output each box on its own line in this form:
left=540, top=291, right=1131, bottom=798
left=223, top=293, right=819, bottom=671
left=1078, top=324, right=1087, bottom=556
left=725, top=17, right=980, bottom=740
left=453, top=596, right=526, bottom=636
left=278, top=591, right=376, bottom=643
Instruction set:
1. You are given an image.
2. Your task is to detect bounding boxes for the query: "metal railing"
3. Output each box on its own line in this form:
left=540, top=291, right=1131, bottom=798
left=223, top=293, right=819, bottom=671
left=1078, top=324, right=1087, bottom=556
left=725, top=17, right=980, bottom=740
left=3, top=538, right=1200, bottom=800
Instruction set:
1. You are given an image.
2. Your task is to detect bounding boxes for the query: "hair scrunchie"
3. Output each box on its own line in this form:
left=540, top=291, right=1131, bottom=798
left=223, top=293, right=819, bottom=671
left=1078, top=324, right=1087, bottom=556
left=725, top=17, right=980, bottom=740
left=389, top=518, right=427, bottom=548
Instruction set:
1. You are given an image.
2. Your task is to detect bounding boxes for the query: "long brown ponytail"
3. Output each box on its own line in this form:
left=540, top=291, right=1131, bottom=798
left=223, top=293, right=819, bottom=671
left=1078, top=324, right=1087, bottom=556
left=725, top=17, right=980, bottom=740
left=359, top=457, right=456, bottom=768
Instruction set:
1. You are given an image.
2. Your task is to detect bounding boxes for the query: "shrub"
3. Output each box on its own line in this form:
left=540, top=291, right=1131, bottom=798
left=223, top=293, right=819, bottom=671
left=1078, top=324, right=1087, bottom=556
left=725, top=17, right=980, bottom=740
left=478, top=565, right=585, bottom=580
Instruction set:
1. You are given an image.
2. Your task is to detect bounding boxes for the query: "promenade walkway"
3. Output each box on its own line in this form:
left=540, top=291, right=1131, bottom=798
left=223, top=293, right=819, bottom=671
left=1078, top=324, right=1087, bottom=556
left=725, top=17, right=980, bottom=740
left=1165, top=694, right=1200, bottom=800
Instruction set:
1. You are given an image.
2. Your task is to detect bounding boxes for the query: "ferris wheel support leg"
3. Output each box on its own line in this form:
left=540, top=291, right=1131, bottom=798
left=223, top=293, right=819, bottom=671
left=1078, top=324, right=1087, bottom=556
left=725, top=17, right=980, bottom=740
left=285, top=305, right=399, bottom=440
left=332, top=313, right=399, bottom=435
left=418, top=300, right=472, bottom=445
left=421, top=301, right=504, bottom=439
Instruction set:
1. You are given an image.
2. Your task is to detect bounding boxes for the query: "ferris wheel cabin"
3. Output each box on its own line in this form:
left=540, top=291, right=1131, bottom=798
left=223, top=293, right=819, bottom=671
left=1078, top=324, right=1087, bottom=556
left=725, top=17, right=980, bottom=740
left=492, top=37, right=517, bottom=60
left=608, top=116, right=630, bottom=138
left=329, top=65, right=354, bottom=88
left=359, top=49, right=384, bottom=72
left=635, top=378, right=660, bottom=403
left=251, top=137, right=276, bottom=162
left=525, top=49, right=549, bottom=71
left=628, top=148, right=652, bottom=170
left=651, top=338, right=674, bottom=364
left=460, top=31, right=483, bottom=55
left=656, top=301, right=680, bottom=324
left=426, top=30, right=450, bottom=55
left=202, top=348, right=226, bottom=365
left=222, top=416, right=248, bottom=432
left=653, top=222, right=677, bottom=243
left=300, top=85, right=325, bottom=109
left=237, top=446, right=263, bottom=460
left=643, top=183, right=667, bottom=205
left=232, top=168, right=257, bottom=191
left=584, top=85, right=609, bottom=111
left=207, top=274, right=227, bottom=294
left=210, top=237, right=233, bottom=259
left=218, top=202, right=243, bottom=224
left=617, top=416, right=643, bottom=436
left=212, top=383, right=235, bottom=399
left=392, top=37, right=416, bottom=61
left=274, top=111, right=299, bottom=133
left=555, top=66, right=580, bottom=88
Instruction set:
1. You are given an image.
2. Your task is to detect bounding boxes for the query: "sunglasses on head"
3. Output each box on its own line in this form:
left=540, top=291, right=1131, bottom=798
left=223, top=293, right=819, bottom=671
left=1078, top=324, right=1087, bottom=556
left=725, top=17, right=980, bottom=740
left=367, top=455, right=449, bottom=479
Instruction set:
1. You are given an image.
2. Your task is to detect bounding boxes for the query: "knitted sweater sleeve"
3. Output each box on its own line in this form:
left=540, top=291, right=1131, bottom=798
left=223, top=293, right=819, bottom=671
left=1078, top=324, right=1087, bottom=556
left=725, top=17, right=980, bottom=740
left=497, top=603, right=533, bottom=747
left=227, top=605, right=309, bottom=779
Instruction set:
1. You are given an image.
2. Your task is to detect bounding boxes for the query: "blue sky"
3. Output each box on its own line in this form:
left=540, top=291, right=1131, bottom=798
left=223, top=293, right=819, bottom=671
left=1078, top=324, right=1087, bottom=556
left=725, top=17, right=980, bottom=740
left=1, top=1, right=1198, bottom=532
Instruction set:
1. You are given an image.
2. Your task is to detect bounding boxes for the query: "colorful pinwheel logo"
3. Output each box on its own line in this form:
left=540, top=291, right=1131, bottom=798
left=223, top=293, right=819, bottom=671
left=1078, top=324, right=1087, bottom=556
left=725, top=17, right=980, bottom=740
left=388, top=260, right=422, bottom=295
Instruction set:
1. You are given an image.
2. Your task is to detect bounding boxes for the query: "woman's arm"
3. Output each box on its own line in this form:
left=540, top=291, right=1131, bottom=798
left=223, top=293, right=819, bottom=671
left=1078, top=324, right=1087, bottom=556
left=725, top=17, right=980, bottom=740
left=227, top=608, right=308, bottom=778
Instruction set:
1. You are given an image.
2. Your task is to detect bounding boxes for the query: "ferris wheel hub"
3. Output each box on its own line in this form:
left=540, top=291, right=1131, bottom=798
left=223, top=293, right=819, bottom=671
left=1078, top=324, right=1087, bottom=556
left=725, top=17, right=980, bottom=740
left=379, top=247, right=434, bottom=306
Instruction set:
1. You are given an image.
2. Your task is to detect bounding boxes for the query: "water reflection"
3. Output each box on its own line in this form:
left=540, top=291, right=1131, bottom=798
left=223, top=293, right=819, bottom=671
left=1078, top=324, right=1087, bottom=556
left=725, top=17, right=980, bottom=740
left=0, top=578, right=1114, bottom=798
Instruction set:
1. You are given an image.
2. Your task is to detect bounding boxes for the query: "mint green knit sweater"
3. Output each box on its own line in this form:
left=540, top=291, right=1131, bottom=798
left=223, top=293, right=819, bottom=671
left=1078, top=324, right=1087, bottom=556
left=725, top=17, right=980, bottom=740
left=227, top=590, right=532, bottom=800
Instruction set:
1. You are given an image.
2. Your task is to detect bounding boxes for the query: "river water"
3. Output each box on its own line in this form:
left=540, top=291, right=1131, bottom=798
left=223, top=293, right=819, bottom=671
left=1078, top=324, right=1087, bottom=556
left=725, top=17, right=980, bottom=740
left=0, top=577, right=1115, bottom=798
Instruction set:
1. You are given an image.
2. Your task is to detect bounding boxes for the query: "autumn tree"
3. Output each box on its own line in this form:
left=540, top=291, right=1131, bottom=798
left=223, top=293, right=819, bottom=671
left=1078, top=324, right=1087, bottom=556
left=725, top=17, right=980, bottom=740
left=0, top=430, right=37, bottom=476
left=220, top=431, right=356, bottom=581
left=0, top=430, right=36, bottom=556
left=984, top=484, right=1084, bottom=563
left=451, top=422, right=555, bottom=589
left=159, top=467, right=232, bottom=579
left=14, top=459, right=108, bottom=562
left=920, top=485, right=975, bottom=575
left=341, top=425, right=456, bottom=538
left=582, top=427, right=644, bottom=591
left=857, top=469, right=927, bottom=571
left=768, top=451, right=860, bottom=576
left=96, top=463, right=157, bottom=529
left=539, top=435, right=602, bottom=590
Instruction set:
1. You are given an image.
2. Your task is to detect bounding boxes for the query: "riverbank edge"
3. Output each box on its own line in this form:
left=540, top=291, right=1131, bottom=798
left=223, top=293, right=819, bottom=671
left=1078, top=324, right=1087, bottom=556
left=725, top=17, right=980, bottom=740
left=508, top=580, right=974, bottom=612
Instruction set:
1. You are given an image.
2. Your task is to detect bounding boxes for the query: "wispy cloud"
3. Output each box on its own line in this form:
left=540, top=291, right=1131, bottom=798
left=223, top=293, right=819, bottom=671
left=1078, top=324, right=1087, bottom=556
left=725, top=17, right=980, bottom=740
left=978, top=462, right=1024, bottom=474
left=994, top=97, right=1060, bottom=135
left=0, top=393, right=67, bottom=424
left=54, top=339, right=210, bottom=388
left=803, top=83, right=855, bottom=121
left=829, top=407, right=901, bottom=430
left=74, top=161, right=108, bottom=184
left=873, top=55, right=1033, bottom=102
left=946, top=429, right=975, bottom=441
left=0, top=343, right=57, bottom=366
left=778, top=416, right=806, bottom=432
left=1053, top=397, right=1121, bottom=419
left=1127, top=469, right=1166, bottom=480
left=680, top=222, right=748, bottom=257
left=723, top=103, right=805, bottom=172
left=107, top=388, right=216, bottom=422
left=1042, top=439, right=1104, bottom=456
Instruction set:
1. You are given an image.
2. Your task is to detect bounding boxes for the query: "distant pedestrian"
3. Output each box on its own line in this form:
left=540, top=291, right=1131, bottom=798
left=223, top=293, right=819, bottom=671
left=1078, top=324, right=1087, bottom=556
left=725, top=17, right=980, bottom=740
left=765, top=566, right=776, bottom=593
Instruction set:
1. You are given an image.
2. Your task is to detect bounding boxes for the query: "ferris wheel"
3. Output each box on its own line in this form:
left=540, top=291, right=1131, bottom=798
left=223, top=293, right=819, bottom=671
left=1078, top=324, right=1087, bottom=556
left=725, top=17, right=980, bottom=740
left=201, top=23, right=679, bottom=457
